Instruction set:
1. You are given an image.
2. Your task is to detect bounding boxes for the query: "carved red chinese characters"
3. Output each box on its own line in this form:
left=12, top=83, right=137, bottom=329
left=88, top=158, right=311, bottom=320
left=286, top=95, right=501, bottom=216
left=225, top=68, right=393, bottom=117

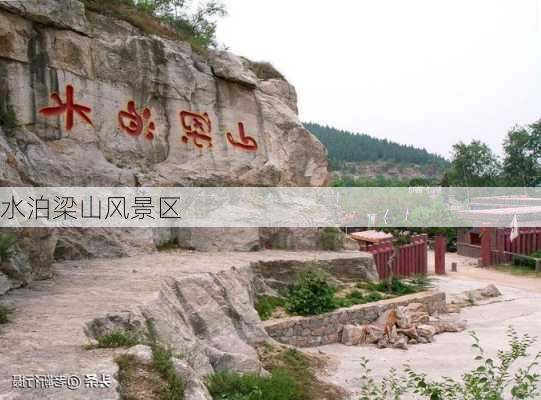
left=180, top=111, right=213, bottom=148
left=39, top=84, right=94, bottom=131
left=226, top=122, right=258, bottom=151
left=118, top=100, right=155, bottom=140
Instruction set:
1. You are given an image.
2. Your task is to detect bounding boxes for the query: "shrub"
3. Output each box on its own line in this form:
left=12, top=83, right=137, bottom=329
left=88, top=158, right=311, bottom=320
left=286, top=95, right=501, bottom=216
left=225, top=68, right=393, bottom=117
left=151, top=344, right=186, bottom=400
left=319, top=228, right=342, bottom=251
left=0, top=304, right=10, bottom=324
left=82, top=0, right=226, bottom=52
left=93, top=330, right=140, bottom=348
left=0, top=105, right=17, bottom=131
left=357, top=327, right=541, bottom=400
left=255, top=295, right=285, bottom=321
left=285, top=270, right=337, bottom=316
left=206, top=369, right=302, bottom=400
left=0, top=234, right=17, bottom=263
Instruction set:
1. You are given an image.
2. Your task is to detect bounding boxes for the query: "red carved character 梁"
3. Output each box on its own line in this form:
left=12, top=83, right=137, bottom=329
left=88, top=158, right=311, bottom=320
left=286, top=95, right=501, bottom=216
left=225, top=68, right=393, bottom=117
left=180, top=111, right=213, bottom=148
left=39, top=84, right=94, bottom=131
left=118, top=100, right=156, bottom=140
left=226, top=122, right=258, bottom=151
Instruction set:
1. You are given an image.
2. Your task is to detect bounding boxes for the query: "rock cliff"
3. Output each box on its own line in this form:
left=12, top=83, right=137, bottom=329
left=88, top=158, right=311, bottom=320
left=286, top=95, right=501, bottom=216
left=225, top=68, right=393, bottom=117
left=0, top=0, right=330, bottom=284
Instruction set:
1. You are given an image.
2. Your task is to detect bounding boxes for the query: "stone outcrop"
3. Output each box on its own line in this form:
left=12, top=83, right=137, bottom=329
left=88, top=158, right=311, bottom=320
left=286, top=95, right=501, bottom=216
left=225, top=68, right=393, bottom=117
left=0, top=0, right=331, bottom=280
left=85, top=266, right=272, bottom=400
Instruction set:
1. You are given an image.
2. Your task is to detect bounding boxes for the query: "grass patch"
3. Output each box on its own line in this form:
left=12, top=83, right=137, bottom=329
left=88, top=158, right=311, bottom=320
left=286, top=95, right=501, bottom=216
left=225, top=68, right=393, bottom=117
left=256, top=345, right=347, bottom=400
left=333, top=290, right=383, bottom=308
left=0, top=304, right=10, bottom=324
left=255, top=295, right=285, bottom=321
left=151, top=344, right=186, bottom=400
left=90, top=330, right=140, bottom=349
left=206, top=369, right=301, bottom=400
left=357, top=276, right=427, bottom=295
left=492, top=263, right=541, bottom=278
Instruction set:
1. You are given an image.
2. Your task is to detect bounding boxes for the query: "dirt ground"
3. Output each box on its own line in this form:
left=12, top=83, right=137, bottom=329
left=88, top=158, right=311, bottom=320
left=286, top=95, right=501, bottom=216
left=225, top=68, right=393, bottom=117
left=305, top=251, right=541, bottom=399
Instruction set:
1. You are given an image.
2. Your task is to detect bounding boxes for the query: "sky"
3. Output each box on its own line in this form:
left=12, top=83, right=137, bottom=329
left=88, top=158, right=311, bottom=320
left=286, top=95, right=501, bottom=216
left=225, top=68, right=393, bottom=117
left=216, top=0, right=541, bottom=159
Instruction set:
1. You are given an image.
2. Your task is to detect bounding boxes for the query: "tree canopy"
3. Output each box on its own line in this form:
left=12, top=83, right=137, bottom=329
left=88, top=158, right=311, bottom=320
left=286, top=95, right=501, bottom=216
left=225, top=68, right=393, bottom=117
left=304, top=122, right=449, bottom=171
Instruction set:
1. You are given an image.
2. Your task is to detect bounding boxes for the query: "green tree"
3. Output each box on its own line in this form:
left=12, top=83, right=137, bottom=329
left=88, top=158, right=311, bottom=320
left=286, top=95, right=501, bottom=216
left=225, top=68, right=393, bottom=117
left=503, top=121, right=541, bottom=187
left=449, top=140, right=501, bottom=186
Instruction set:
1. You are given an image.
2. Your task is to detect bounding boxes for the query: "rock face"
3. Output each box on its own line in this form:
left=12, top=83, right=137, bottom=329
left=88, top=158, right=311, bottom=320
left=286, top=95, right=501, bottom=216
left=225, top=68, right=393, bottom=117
left=0, top=1, right=330, bottom=276
left=86, top=267, right=272, bottom=399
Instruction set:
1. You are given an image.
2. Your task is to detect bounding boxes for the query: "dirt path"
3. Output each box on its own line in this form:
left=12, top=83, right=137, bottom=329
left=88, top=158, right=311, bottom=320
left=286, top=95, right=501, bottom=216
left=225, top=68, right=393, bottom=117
left=307, top=255, right=541, bottom=399
left=428, top=250, right=541, bottom=293
left=0, top=250, right=366, bottom=400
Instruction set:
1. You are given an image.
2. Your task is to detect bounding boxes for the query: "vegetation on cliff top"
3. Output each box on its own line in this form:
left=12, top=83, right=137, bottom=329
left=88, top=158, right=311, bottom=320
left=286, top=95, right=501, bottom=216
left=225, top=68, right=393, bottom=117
left=83, top=0, right=226, bottom=52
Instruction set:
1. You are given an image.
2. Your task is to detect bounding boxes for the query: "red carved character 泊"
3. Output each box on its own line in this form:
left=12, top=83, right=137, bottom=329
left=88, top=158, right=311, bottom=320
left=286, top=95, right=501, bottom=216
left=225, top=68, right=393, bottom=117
left=226, top=122, right=258, bottom=151
left=118, top=100, right=155, bottom=141
left=180, top=111, right=212, bottom=148
left=39, top=84, right=94, bottom=131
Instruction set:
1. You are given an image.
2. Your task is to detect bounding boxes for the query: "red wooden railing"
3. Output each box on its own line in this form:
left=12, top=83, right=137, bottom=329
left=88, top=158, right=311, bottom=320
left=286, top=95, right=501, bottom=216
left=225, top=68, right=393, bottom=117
left=490, top=227, right=541, bottom=264
left=367, top=234, right=428, bottom=280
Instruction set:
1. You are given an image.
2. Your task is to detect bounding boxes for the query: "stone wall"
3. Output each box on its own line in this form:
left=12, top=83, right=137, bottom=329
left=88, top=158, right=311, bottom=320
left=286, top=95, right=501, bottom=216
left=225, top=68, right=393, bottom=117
left=262, top=290, right=447, bottom=347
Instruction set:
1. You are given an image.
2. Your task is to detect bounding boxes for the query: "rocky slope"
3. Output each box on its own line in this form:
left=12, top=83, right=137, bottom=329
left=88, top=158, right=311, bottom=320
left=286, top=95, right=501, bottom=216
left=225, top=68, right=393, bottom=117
left=0, top=0, right=330, bottom=285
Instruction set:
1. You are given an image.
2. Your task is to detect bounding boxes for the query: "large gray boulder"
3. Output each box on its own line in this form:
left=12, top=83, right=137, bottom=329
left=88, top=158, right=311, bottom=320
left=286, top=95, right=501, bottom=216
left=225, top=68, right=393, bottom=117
left=0, top=1, right=330, bottom=267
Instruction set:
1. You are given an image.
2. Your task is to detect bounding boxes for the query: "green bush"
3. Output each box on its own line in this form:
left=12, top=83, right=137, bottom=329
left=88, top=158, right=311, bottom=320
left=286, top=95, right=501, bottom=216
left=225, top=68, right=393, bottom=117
left=357, top=327, right=541, bottom=400
left=0, top=234, right=17, bottom=262
left=0, top=304, right=10, bottom=324
left=206, top=369, right=302, bottom=400
left=94, top=331, right=140, bottom=348
left=512, top=255, right=537, bottom=270
left=0, top=106, right=17, bottom=131
left=83, top=0, right=226, bottom=51
left=285, top=270, right=337, bottom=316
left=255, top=295, right=285, bottom=321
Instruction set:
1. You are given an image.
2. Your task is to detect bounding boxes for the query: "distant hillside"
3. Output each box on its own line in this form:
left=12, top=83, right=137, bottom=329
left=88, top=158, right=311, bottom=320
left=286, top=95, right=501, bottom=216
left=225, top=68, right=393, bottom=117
left=305, top=122, right=448, bottom=171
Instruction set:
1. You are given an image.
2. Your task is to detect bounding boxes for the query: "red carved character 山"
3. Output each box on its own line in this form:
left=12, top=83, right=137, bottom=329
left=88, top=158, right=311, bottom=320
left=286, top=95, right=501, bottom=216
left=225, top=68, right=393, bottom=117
left=226, top=122, right=258, bottom=151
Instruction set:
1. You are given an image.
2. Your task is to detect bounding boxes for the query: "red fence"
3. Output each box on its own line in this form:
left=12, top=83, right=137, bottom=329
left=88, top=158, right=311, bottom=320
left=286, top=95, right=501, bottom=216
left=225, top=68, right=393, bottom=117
left=368, top=234, right=428, bottom=280
left=490, top=228, right=541, bottom=264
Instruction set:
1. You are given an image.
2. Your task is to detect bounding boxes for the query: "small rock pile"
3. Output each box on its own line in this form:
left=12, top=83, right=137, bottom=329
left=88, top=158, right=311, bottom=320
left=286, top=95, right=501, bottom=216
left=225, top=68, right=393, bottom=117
left=341, top=302, right=467, bottom=350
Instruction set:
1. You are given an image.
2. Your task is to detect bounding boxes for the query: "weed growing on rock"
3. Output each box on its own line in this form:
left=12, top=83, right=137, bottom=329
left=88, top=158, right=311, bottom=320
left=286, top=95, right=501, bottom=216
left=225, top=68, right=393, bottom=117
left=0, top=304, right=10, bottom=324
left=151, top=344, right=185, bottom=400
left=0, top=234, right=17, bottom=262
left=357, top=327, right=541, bottom=400
left=92, top=330, right=140, bottom=349
left=255, top=295, right=285, bottom=321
